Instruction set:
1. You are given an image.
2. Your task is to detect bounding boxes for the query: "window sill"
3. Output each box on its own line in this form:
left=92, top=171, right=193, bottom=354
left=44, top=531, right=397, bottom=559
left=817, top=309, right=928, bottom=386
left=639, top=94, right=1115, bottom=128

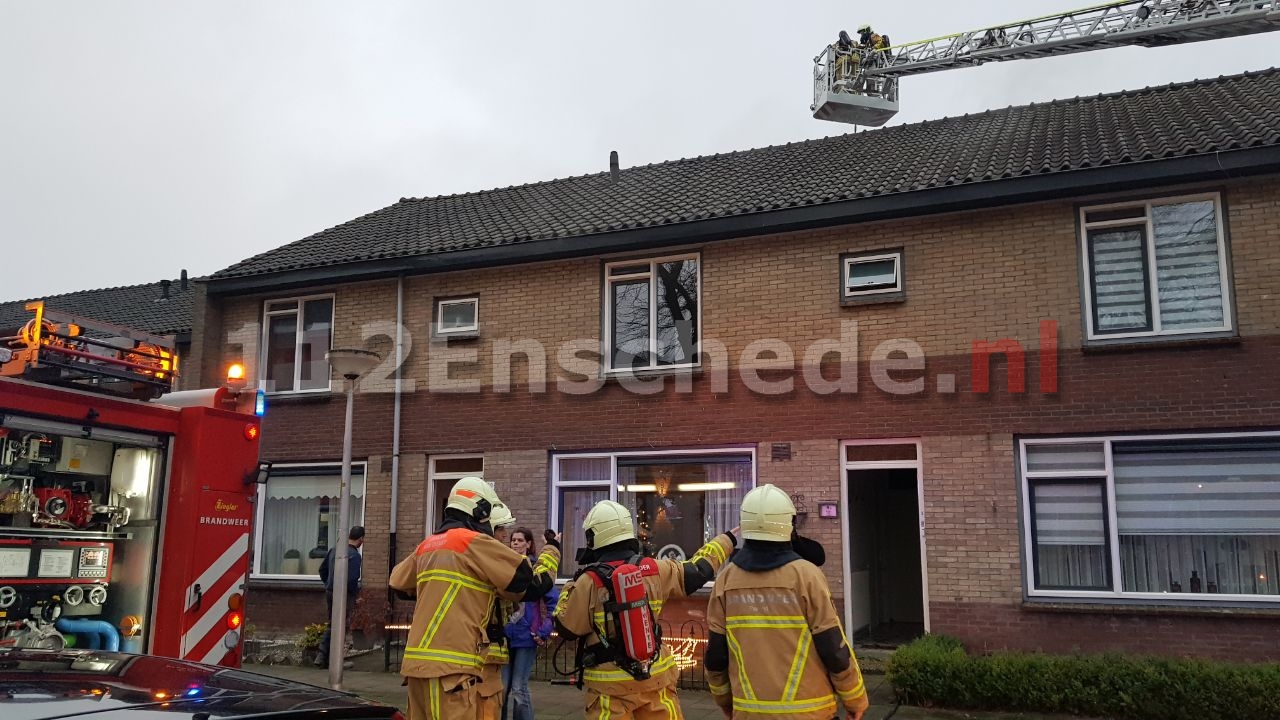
left=261, top=391, right=335, bottom=406
left=601, top=366, right=701, bottom=384
left=1082, top=334, right=1241, bottom=354
left=433, top=331, right=480, bottom=341
left=248, top=577, right=325, bottom=591
left=840, top=292, right=906, bottom=307
left=1021, top=598, right=1280, bottom=618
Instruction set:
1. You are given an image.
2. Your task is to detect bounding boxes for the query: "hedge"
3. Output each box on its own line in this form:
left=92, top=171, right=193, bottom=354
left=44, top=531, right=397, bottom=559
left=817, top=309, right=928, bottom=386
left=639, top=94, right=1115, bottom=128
left=885, top=634, right=1280, bottom=720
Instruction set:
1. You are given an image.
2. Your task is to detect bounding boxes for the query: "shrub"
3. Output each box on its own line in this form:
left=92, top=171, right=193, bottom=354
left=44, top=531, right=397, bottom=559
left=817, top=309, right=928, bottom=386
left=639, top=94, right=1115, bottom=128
left=886, top=634, right=1280, bottom=720
left=297, top=622, right=328, bottom=651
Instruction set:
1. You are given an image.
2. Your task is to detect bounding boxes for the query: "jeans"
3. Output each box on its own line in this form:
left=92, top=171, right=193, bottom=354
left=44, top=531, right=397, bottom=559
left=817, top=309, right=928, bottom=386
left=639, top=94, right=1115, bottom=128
left=317, top=591, right=356, bottom=665
left=500, top=646, right=538, bottom=720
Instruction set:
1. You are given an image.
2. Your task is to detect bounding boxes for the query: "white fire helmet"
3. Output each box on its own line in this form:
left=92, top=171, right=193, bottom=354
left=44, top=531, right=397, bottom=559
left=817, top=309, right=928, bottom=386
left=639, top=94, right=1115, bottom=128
left=446, top=476, right=500, bottom=522
left=583, top=500, right=636, bottom=549
left=490, top=501, right=515, bottom=529
left=740, top=484, right=796, bottom=542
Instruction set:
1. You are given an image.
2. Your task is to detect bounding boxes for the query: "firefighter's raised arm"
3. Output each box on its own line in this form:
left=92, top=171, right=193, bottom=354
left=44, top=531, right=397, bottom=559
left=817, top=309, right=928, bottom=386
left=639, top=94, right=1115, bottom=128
left=670, top=527, right=737, bottom=596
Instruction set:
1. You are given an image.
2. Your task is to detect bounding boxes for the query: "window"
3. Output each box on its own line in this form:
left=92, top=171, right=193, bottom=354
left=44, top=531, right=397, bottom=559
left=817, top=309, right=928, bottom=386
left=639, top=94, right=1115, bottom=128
left=427, top=455, right=484, bottom=531
left=435, top=297, right=479, bottom=336
left=605, top=254, right=699, bottom=371
left=840, top=249, right=904, bottom=303
left=1021, top=435, right=1280, bottom=602
left=551, top=449, right=754, bottom=578
left=261, top=296, right=334, bottom=393
left=253, top=464, right=365, bottom=579
left=1080, top=194, right=1232, bottom=340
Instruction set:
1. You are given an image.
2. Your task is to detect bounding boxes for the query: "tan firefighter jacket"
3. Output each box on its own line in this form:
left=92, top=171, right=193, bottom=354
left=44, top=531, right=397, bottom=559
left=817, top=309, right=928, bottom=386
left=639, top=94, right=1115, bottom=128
left=554, top=533, right=734, bottom=696
left=389, top=522, right=559, bottom=680
left=705, top=548, right=866, bottom=719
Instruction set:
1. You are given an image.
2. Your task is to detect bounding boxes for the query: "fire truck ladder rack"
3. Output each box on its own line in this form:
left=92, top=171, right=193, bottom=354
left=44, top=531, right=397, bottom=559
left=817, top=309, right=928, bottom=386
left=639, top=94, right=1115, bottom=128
left=813, top=0, right=1280, bottom=126
left=0, top=302, right=178, bottom=399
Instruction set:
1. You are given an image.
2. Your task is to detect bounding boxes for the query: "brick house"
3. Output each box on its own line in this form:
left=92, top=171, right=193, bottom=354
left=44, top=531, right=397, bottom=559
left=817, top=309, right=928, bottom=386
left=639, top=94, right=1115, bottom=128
left=189, top=69, right=1280, bottom=661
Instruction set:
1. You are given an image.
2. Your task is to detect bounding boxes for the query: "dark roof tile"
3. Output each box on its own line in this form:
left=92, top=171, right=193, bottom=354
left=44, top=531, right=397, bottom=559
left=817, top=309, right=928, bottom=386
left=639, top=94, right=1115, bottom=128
left=211, top=69, right=1280, bottom=281
left=0, top=279, right=195, bottom=336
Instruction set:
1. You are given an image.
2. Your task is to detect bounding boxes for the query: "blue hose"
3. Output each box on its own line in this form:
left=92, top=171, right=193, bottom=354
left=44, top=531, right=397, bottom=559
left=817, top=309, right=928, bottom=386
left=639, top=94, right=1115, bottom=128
left=55, top=618, right=121, bottom=652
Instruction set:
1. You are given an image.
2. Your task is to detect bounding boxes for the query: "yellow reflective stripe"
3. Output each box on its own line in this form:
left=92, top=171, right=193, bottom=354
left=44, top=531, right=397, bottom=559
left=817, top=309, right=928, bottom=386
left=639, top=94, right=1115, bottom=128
left=534, top=550, right=560, bottom=574
left=597, top=694, right=610, bottom=720
left=417, top=583, right=461, bottom=648
left=659, top=686, right=679, bottom=718
left=782, top=630, right=811, bottom=701
left=724, top=615, right=808, bottom=629
left=581, top=653, right=676, bottom=681
left=837, top=677, right=866, bottom=700
left=724, top=630, right=755, bottom=700
left=429, top=677, right=442, bottom=717
left=417, top=568, right=493, bottom=593
left=708, top=681, right=731, bottom=696
left=404, top=647, right=486, bottom=667
left=693, top=537, right=727, bottom=565
left=486, top=643, right=509, bottom=662
left=732, top=695, right=837, bottom=714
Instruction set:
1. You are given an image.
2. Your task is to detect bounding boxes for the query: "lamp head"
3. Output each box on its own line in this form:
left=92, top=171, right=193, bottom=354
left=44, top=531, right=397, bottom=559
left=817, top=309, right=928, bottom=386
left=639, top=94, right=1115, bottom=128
left=326, top=348, right=381, bottom=380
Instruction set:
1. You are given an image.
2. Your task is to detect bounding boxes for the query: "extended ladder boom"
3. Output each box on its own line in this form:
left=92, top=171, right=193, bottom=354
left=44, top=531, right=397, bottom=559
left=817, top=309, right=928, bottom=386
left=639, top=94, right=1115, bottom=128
left=866, top=0, right=1279, bottom=78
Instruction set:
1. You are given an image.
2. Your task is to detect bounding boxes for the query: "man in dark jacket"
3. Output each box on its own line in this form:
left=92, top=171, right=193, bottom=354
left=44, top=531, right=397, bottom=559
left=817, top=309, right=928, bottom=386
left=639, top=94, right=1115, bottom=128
left=316, top=525, right=365, bottom=668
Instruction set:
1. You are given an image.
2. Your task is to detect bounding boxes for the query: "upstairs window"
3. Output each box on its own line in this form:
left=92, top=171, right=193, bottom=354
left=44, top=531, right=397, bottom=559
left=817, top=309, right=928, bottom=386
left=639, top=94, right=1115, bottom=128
left=841, top=249, right=905, bottom=304
left=435, top=297, right=479, bottom=336
left=261, top=296, right=333, bottom=393
left=605, top=254, right=700, bottom=371
left=1081, top=194, right=1232, bottom=341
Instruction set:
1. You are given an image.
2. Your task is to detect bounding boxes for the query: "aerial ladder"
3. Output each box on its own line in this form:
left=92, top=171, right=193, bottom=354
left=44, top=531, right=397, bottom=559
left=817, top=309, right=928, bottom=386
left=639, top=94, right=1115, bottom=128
left=813, top=0, right=1280, bottom=126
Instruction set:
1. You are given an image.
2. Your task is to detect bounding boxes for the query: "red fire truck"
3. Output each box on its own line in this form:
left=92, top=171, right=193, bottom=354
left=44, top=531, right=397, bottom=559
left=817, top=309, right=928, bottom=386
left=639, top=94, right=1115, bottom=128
left=0, top=302, right=264, bottom=667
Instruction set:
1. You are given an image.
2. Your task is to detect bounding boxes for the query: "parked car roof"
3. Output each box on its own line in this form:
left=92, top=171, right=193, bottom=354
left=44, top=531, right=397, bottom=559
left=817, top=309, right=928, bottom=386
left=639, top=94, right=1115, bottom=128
left=0, top=649, right=401, bottom=719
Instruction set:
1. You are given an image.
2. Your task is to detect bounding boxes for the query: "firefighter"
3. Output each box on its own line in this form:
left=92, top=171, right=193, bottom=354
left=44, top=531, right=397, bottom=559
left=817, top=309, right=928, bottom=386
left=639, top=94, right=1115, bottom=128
left=390, top=478, right=560, bottom=720
left=477, top=502, right=516, bottom=720
left=554, top=499, right=736, bottom=719
left=704, top=484, right=869, bottom=720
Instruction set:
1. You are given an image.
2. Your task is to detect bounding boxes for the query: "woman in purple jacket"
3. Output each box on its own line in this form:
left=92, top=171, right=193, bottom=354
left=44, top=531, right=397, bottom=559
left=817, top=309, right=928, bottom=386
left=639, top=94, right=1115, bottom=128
left=503, top=528, right=558, bottom=720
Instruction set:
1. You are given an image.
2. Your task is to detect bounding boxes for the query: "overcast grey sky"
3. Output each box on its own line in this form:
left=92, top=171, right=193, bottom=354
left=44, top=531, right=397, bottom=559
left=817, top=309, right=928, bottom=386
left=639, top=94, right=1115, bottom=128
left=2, top=1, right=1274, bottom=300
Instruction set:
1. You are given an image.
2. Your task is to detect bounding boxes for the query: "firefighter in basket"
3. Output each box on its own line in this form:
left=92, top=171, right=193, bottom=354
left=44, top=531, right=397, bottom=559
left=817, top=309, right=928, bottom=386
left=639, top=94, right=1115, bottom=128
left=389, top=478, right=560, bottom=720
left=704, top=484, right=869, bottom=720
left=553, top=499, right=736, bottom=719
left=477, top=501, right=516, bottom=720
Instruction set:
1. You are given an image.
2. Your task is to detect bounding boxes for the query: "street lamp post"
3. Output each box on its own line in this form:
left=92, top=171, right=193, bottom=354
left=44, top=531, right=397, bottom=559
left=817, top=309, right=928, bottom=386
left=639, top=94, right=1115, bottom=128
left=325, top=348, right=381, bottom=691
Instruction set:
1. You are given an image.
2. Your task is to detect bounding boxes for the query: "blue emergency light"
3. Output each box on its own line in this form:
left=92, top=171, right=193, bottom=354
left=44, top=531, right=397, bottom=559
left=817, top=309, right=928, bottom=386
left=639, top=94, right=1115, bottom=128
left=254, top=389, right=266, bottom=417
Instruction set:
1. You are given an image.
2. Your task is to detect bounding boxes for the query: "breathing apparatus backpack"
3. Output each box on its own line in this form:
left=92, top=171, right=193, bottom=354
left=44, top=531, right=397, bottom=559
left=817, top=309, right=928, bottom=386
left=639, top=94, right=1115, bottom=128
left=567, top=555, right=662, bottom=684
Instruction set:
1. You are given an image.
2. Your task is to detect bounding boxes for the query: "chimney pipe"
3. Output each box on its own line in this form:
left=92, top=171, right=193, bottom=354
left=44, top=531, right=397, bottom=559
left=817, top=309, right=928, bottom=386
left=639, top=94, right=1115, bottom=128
left=180, top=269, right=188, bottom=291
left=609, top=150, right=619, bottom=183
left=160, top=279, right=171, bottom=300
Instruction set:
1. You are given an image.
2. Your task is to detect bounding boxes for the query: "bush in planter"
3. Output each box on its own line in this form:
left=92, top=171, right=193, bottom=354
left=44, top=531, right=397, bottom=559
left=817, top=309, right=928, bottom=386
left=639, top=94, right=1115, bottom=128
left=886, top=634, right=1280, bottom=720
left=297, top=622, right=328, bottom=664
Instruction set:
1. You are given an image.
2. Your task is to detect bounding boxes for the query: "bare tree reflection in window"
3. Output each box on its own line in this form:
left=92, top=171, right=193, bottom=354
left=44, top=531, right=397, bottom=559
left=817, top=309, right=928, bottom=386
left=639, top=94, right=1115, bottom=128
left=612, top=279, right=650, bottom=369
left=656, top=259, right=698, bottom=365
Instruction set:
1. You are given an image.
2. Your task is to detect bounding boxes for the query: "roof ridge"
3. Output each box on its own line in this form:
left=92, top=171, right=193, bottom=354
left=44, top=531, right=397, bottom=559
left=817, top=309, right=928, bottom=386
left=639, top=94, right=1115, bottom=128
left=0, top=277, right=198, bottom=306
left=385, top=67, right=1280, bottom=208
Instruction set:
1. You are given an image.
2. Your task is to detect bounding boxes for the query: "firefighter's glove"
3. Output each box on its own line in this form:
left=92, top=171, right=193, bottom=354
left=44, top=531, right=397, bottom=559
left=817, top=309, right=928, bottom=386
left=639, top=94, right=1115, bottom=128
left=844, top=690, right=870, bottom=720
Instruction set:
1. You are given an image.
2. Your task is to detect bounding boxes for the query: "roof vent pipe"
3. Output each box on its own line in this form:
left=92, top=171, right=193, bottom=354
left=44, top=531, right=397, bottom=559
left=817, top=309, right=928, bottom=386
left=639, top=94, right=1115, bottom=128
left=609, top=150, right=620, bottom=183
left=180, top=269, right=188, bottom=291
left=160, top=279, right=171, bottom=300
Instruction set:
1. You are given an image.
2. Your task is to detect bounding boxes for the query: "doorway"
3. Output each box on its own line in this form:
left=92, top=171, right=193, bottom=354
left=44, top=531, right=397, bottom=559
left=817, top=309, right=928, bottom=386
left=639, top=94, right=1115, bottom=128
left=841, top=441, right=927, bottom=647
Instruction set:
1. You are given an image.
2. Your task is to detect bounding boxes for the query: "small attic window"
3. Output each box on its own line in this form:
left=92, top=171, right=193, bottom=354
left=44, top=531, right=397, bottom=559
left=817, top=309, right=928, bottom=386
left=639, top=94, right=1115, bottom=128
left=435, top=296, right=479, bottom=336
left=840, top=249, right=905, bottom=305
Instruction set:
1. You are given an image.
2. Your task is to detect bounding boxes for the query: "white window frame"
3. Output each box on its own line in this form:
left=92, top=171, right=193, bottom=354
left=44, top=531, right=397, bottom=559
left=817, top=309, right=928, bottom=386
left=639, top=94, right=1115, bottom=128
left=550, top=447, right=756, bottom=580
left=251, top=461, right=366, bottom=581
left=1019, top=432, right=1280, bottom=604
left=426, top=454, right=485, bottom=531
left=260, top=294, right=335, bottom=395
left=1079, top=192, right=1233, bottom=341
left=603, top=253, right=702, bottom=373
left=435, top=297, right=479, bottom=336
left=842, top=251, right=902, bottom=297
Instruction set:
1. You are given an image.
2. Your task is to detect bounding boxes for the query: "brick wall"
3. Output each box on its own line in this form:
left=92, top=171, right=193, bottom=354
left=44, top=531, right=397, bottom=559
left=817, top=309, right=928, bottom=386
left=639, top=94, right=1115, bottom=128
left=216, top=176, right=1280, bottom=658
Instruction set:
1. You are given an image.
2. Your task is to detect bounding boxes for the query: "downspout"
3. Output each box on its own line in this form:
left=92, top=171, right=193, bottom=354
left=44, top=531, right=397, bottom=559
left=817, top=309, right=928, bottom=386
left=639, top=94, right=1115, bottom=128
left=385, top=274, right=405, bottom=671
